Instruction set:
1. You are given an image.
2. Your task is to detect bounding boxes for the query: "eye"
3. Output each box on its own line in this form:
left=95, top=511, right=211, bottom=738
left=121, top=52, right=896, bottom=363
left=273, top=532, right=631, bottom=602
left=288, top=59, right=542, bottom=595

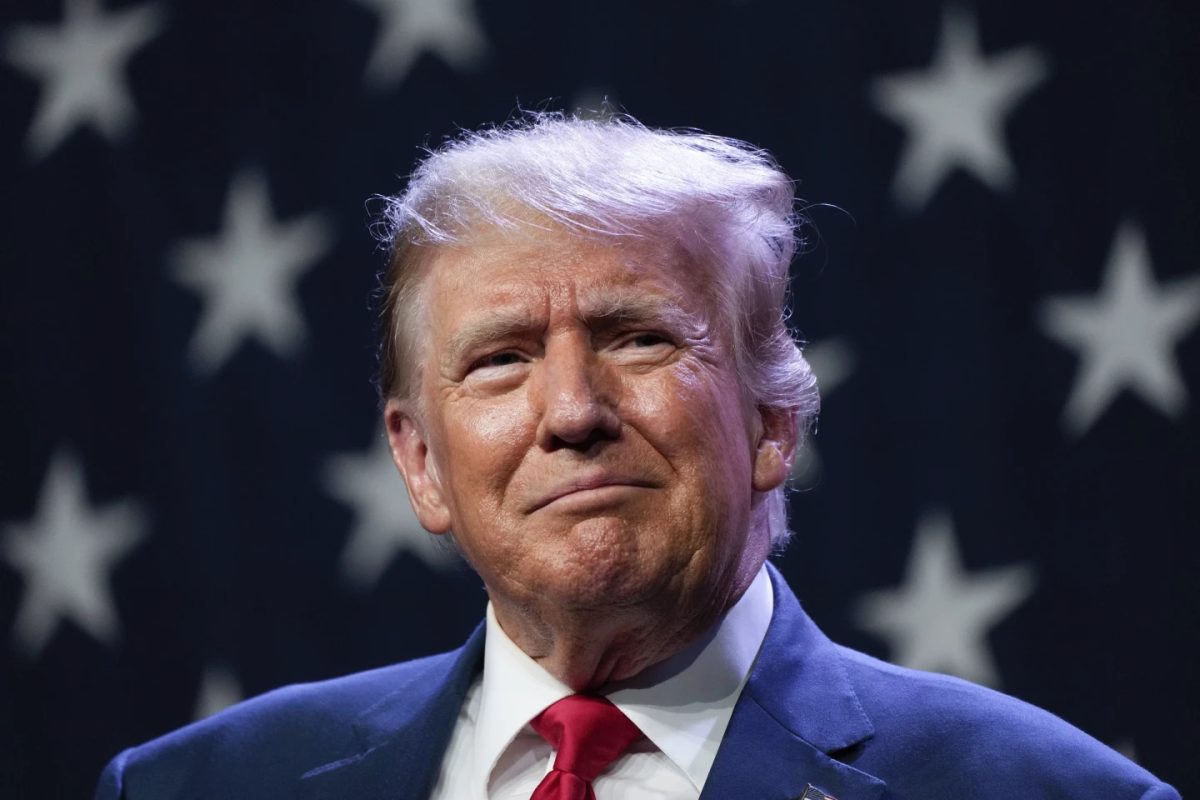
left=468, top=351, right=525, bottom=373
left=609, top=332, right=676, bottom=364
left=625, top=333, right=670, bottom=348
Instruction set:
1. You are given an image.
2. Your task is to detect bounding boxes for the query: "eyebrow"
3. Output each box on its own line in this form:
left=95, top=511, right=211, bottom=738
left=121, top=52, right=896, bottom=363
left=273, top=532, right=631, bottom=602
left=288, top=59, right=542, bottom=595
left=578, top=291, right=703, bottom=337
left=443, top=308, right=539, bottom=368
left=441, top=290, right=707, bottom=369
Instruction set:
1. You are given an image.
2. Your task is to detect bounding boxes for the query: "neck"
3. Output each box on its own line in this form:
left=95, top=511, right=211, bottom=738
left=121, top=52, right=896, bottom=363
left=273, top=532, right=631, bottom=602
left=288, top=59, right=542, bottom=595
left=489, top=557, right=765, bottom=691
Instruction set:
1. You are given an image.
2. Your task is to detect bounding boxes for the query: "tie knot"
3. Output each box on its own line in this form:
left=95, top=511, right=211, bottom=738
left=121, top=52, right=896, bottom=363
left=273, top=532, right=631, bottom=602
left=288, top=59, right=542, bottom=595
left=529, top=694, right=643, bottom=782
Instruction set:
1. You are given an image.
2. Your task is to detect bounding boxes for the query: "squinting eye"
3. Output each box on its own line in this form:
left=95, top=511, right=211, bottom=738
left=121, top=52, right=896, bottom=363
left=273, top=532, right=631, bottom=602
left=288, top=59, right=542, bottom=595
left=628, top=334, right=668, bottom=347
left=470, top=352, right=523, bottom=372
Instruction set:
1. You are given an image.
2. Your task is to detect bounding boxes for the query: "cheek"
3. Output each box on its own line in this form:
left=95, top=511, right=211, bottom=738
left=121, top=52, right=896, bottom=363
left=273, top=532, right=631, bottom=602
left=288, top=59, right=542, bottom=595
left=630, top=366, right=751, bottom=451
left=455, top=398, right=530, bottom=450
left=624, top=365, right=756, bottom=505
left=437, top=397, right=532, bottom=507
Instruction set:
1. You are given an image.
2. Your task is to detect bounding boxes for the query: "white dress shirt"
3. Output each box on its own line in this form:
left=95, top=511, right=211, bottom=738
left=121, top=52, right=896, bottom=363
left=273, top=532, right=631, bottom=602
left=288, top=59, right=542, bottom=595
left=429, top=565, right=774, bottom=799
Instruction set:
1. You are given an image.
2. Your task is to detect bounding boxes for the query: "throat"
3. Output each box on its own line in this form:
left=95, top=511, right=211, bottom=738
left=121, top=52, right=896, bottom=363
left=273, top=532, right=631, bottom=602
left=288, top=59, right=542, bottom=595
left=492, top=598, right=725, bottom=691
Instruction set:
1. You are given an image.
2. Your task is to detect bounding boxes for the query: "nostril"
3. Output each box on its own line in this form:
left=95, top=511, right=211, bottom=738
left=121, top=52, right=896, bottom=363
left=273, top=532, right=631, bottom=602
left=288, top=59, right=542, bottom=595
left=546, top=426, right=618, bottom=453
left=535, top=351, right=621, bottom=449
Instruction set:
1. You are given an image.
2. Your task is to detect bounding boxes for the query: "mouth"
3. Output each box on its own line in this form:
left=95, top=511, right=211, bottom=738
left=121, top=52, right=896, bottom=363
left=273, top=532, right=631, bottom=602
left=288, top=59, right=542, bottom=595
left=529, top=475, right=658, bottom=512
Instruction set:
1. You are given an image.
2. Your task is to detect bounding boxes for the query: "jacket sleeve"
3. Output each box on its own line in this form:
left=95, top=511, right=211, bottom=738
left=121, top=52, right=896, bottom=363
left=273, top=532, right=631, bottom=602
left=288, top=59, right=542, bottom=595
left=94, top=748, right=133, bottom=800
left=1138, top=782, right=1182, bottom=800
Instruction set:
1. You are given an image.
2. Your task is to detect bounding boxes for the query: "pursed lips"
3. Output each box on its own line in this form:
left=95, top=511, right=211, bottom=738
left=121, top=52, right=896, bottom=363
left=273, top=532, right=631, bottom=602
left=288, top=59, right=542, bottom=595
left=529, top=473, right=658, bottom=512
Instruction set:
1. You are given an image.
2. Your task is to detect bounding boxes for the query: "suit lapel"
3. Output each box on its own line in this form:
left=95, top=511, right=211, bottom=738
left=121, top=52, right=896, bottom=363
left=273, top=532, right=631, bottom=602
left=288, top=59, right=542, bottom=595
left=701, top=564, right=886, bottom=800
left=297, top=623, right=485, bottom=800
left=295, top=565, right=887, bottom=800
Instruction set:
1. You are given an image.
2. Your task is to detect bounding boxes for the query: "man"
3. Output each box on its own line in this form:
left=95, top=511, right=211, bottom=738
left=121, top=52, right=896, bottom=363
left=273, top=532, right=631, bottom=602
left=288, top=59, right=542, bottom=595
left=97, top=114, right=1179, bottom=799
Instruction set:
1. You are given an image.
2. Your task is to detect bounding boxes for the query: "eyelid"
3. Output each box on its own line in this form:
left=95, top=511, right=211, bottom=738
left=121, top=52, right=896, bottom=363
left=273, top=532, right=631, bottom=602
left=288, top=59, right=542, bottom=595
left=466, top=349, right=528, bottom=374
left=616, top=330, right=672, bottom=347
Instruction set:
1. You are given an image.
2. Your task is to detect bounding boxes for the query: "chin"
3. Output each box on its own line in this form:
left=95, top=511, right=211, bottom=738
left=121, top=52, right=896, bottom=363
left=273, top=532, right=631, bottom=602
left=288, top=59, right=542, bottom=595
left=545, top=540, right=693, bottom=613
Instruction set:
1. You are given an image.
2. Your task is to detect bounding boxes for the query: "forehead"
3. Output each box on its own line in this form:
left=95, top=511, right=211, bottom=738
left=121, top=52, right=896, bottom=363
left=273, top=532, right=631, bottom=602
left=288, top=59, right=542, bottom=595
left=422, top=230, right=713, bottom=328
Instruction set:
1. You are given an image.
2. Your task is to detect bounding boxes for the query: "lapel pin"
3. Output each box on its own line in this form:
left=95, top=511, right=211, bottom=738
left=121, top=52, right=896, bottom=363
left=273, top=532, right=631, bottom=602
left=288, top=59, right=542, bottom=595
left=798, top=785, right=838, bottom=800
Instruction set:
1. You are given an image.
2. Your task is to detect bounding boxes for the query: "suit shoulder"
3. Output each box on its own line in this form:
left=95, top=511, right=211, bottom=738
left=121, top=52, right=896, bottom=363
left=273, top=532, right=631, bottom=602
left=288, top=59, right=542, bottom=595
left=150, top=650, right=458, bottom=750
left=100, top=649, right=463, bottom=800
left=834, top=646, right=1178, bottom=798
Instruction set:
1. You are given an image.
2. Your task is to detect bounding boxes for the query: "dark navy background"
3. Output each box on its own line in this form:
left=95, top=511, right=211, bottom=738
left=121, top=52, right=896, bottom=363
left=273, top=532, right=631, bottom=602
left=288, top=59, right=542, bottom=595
left=1, top=1, right=1196, bottom=797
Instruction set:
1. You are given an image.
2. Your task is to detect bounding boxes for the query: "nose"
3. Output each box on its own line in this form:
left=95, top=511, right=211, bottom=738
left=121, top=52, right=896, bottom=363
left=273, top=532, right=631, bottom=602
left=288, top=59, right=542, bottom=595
left=534, top=339, right=621, bottom=451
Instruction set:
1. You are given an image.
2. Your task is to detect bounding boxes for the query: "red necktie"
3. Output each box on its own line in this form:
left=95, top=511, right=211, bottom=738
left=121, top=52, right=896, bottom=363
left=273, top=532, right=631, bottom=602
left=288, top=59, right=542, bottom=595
left=528, top=694, right=644, bottom=800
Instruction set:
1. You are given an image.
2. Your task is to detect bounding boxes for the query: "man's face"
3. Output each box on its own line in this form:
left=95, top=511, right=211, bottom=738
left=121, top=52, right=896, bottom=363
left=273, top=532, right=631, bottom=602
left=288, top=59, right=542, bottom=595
left=386, top=229, right=793, bottom=629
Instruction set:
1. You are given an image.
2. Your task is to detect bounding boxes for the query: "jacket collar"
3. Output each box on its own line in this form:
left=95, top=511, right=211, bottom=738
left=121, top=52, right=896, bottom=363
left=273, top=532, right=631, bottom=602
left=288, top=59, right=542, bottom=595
left=297, top=563, right=886, bottom=800
left=297, top=622, right=485, bottom=800
left=699, top=563, right=886, bottom=800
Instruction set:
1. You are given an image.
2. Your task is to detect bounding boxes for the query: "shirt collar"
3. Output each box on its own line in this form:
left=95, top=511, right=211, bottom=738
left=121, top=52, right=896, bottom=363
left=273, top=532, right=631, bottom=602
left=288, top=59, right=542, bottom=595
left=473, top=601, right=572, bottom=796
left=472, top=564, right=774, bottom=793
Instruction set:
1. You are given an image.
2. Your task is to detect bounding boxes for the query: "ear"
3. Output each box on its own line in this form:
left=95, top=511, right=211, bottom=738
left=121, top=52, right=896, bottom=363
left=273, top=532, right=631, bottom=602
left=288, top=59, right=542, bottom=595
left=751, top=405, right=799, bottom=493
left=384, top=399, right=453, bottom=535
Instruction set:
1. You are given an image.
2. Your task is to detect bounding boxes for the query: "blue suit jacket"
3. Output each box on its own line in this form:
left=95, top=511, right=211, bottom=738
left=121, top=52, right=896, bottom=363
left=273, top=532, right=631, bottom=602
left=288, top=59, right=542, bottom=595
left=96, top=565, right=1179, bottom=799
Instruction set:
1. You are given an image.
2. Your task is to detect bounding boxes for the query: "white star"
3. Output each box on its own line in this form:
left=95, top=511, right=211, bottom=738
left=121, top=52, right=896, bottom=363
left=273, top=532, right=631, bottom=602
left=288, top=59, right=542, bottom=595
left=1, top=451, right=146, bottom=659
left=193, top=662, right=243, bottom=720
left=871, top=7, right=1049, bottom=212
left=323, top=426, right=458, bottom=590
left=1040, top=221, right=1200, bottom=436
left=171, top=169, right=335, bottom=374
left=853, top=509, right=1035, bottom=687
left=351, top=0, right=487, bottom=89
left=3, top=0, right=164, bottom=159
left=791, top=337, right=856, bottom=487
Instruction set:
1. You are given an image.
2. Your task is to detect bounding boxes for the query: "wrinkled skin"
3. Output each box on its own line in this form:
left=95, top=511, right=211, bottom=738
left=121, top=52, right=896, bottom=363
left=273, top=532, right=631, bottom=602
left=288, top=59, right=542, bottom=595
left=386, top=230, right=796, bottom=689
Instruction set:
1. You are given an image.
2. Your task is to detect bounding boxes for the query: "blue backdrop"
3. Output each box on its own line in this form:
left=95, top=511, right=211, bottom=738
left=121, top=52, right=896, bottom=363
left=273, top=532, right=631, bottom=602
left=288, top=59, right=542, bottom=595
left=1, top=0, right=1196, bottom=797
